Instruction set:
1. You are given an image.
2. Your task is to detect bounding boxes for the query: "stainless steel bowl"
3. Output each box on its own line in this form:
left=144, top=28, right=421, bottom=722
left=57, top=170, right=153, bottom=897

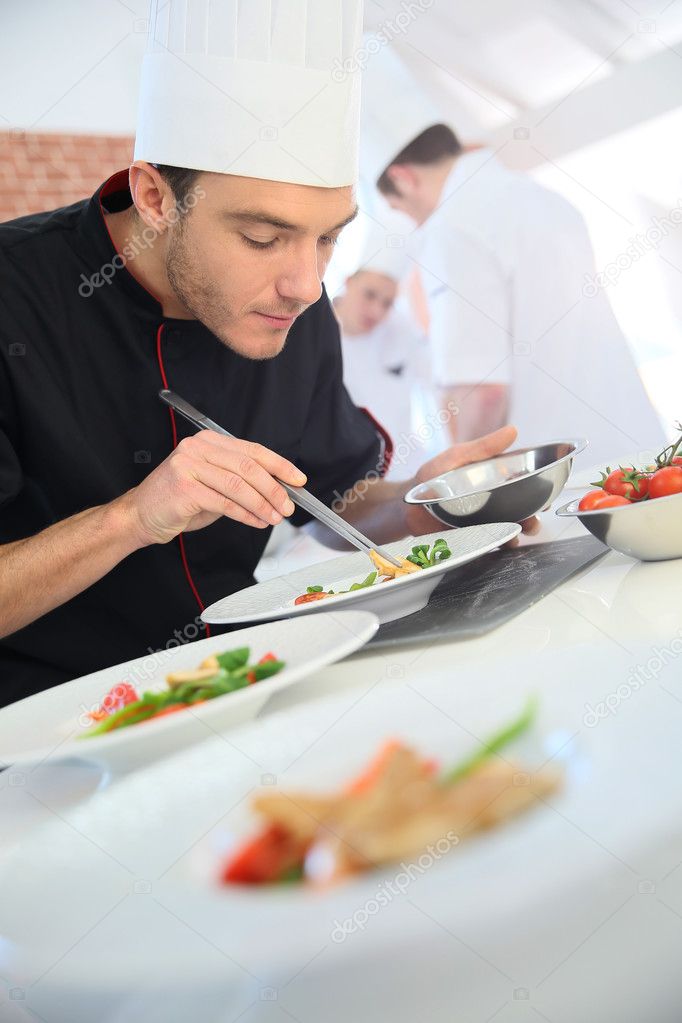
left=404, top=440, right=587, bottom=527
left=556, top=492, right=682, bottom=561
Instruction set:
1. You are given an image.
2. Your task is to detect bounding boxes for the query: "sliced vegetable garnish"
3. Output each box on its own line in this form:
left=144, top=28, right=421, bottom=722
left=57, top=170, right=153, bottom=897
left=295, top=540, right=453, bottom=604
left=406, top=538, right=452, bottom=568
left=443, top=696, right=538, bottom=784
left=80, top=646, right=285, bottom=738
left=221, top=696, right=556, bottom=888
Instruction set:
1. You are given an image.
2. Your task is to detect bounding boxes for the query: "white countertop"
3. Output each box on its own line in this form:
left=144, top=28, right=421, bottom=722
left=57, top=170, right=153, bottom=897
left=2, top=505, right=682, bottom=1022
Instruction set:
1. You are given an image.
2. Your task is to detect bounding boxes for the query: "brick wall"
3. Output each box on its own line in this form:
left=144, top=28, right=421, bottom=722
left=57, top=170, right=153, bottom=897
left=0, top=132, right=134, bottom=224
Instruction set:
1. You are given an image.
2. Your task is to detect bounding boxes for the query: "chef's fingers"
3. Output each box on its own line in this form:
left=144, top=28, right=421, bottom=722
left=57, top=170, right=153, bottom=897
left=190, top=458, right=290, bottom=526
left=199, top=430, right=307, bottom=487
left=185, top=477, right=272, bottom=529
left=520, top=515, right=541, bottom=535
left=415, top=425, right=518, bottom=483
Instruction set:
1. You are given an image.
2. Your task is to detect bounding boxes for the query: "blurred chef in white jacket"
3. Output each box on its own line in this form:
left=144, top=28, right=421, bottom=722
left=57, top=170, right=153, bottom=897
left=361, top=48, right=665, bottom=467
left=333, top=242, right=432, bottom=480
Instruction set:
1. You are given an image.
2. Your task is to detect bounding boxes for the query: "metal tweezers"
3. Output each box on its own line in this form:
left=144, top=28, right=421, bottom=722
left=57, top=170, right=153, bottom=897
left=159, top=389, right=403, bottom=568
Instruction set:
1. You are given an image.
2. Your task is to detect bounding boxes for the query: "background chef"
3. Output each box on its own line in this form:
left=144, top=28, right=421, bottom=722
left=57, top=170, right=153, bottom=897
left=0, top=0, right=533, bottom=706
left=333, top=237, right=433, bottom=481
left=361, top=48, right=666, bottom=466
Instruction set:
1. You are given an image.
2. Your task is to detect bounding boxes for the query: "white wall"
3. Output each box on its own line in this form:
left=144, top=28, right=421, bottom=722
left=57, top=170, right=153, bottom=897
left=0, top=0, right=146, bottom=135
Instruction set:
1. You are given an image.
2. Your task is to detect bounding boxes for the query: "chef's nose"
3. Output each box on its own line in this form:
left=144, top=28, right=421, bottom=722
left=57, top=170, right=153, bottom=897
left=277, top=249, right=323, bottom=307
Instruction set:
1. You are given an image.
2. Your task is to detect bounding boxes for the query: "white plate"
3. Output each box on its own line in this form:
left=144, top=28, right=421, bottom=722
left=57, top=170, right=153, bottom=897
left=0, top=611, right=378, bottom=772
left=2, top=639, right=680, bottom=1022
left=202, top=524, right=521, bottom=626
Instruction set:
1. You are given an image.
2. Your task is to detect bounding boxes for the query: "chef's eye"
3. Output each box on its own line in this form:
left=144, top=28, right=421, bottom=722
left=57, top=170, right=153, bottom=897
left=319, top=235, right=339, bottom=248
left=242, top=234, right=277, bottom=250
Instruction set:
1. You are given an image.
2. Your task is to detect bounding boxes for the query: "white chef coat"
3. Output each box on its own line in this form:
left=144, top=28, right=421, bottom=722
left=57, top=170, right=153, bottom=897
left=339, top=307, right=432, bottom=480
left=414, top=149, right=665, bottom=466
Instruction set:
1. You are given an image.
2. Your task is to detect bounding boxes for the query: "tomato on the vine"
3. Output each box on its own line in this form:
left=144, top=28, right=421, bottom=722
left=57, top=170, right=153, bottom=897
left=601, top=468, right=650, bottom=501
left=578, top=491, right=631, bottom=512
left=649, top=466, right=682, bottom=500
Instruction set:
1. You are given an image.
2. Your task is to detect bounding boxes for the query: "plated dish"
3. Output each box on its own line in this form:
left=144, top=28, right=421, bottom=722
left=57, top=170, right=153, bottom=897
left=222, top=698, right=560, bottom=886
left=0, top=611, right=379, bottom=770
left=202, top=523, right=521, bottom=627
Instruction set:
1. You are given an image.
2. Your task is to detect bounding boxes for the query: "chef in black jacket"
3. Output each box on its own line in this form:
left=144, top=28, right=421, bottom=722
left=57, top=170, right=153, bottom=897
left=0, top=0, right=531, bottom=706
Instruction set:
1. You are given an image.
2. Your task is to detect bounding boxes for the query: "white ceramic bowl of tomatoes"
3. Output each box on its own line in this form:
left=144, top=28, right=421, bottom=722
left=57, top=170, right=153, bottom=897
left=556, top=457, right=682, bottom=562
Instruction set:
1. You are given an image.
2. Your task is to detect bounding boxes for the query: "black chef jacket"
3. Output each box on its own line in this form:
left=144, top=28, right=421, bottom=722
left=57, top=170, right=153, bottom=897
left=0, top=170, right=389, bottom=706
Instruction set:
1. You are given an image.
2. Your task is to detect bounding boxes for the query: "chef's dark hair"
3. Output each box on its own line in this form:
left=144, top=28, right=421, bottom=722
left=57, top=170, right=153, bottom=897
left=376, top=124, right=462, bottom=196
left=155, top=164, right=200, bottom=203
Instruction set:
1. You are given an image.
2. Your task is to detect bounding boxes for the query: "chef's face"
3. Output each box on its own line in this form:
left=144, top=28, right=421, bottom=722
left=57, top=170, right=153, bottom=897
left=340, top=271, right=398, bottom=334
left=165, top=173, right=357, bottom=359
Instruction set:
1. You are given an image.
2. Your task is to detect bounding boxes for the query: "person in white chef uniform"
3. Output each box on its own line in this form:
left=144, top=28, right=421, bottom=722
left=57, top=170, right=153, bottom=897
left=360, top=47, right=666, bottom=468
left=333, top=243, right=431, bottom=481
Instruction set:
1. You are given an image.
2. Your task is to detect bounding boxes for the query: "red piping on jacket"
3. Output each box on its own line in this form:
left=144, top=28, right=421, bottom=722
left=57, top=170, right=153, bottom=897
left=359, top=407, right=394, bottom=477
left=156, top=323, right=211, bottom=636
left=97, top=172, right=210, bottom=634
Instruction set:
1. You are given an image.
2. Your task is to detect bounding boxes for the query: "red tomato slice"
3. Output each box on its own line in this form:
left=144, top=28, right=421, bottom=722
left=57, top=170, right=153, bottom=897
left=294, top=592, right=330, bottom=605
left=222, top=824, right=306, bottom=884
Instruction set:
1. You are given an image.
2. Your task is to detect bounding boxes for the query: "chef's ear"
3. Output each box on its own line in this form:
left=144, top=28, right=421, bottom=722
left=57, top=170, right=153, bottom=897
left=384, top=164, right=417, bottom=198
left=128, top=162, right=174, bottom=233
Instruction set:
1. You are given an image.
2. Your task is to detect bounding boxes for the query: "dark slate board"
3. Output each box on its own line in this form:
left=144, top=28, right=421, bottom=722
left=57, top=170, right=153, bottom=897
left=366, top=535, right=607, bottom=649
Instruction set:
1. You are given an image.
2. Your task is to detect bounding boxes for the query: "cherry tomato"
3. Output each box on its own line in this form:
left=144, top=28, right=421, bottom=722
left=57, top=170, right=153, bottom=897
left=578, top=491, right=631, bottom=512
left=602, top=468, right=649, bottom=501
left=649, top=465, right=682, bottom=500
left=294, top=591, right=330, bottom=605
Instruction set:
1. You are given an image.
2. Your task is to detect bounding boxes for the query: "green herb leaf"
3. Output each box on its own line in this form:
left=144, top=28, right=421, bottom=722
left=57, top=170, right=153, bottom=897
left=216, top=647, right=250, bottom=671
left=442, top=696, right=538, bottom=784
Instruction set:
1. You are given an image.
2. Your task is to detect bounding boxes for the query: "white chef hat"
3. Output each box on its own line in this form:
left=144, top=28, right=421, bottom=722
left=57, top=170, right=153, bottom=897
left=360, top=43, right=442, bottom=187
left=134, top=0, right=364, bottom=188
left=353, top=204, right=413, bottom=280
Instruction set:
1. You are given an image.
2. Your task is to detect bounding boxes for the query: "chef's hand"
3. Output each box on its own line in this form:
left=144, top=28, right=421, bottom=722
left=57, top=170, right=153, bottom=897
left=404, top=425, right=541, bottom=542
left=122, top=432, right=307, bottom=545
